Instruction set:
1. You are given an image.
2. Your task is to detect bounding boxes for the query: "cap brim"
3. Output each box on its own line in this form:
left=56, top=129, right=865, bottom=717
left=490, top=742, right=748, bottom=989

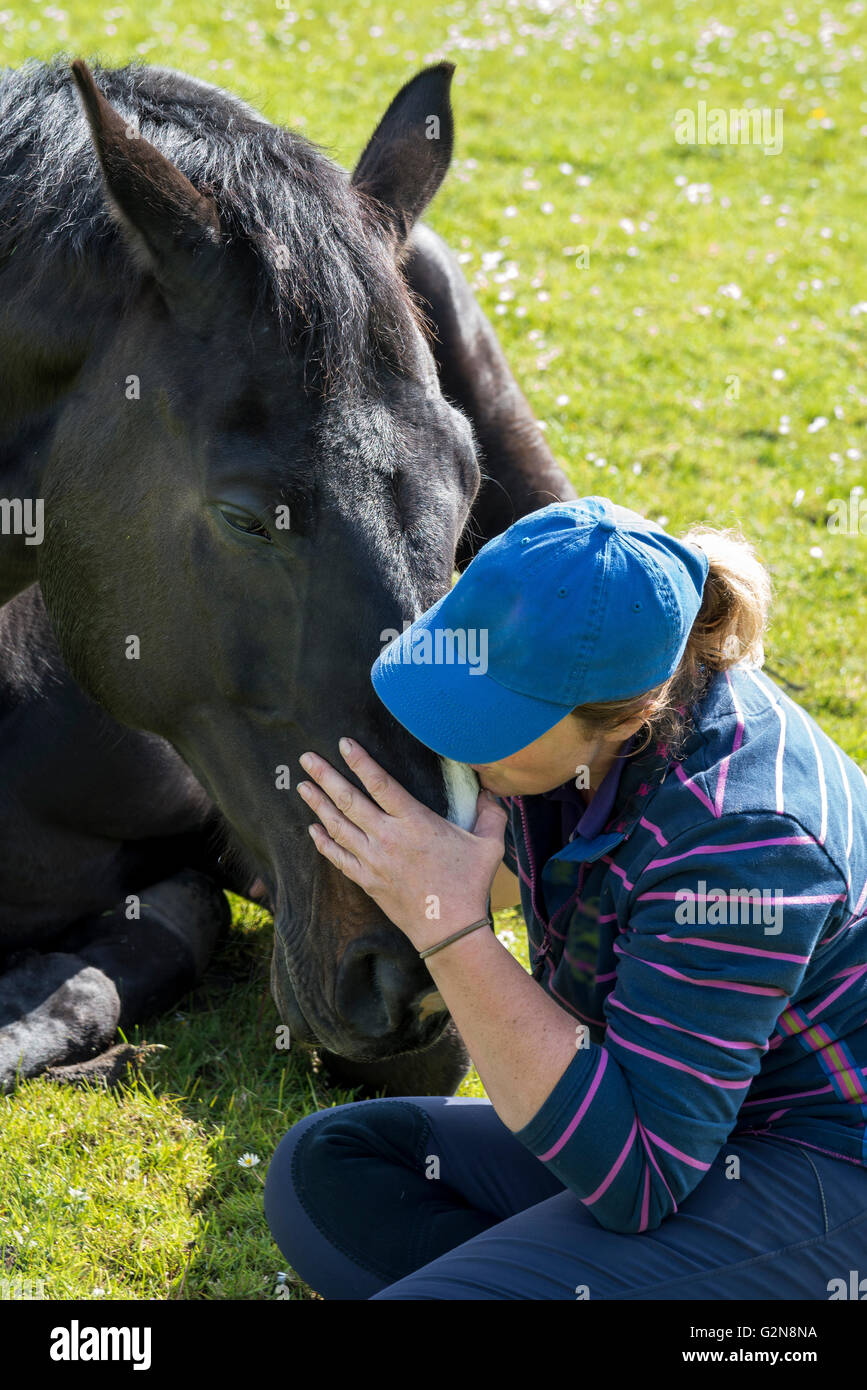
left=370, top=596, right=572, bottom=763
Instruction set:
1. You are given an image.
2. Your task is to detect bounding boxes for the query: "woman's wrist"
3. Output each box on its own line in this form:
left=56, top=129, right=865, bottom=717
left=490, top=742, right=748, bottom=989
left=422, top=916, right=504, bottom=977
left=418, top=915, right=492, bottom=959
left=410, top=905, right=492, bottom=956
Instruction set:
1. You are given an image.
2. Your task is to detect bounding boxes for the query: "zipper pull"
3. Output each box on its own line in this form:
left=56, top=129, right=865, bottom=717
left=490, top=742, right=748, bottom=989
left=532, top=931, right=552, bottom=976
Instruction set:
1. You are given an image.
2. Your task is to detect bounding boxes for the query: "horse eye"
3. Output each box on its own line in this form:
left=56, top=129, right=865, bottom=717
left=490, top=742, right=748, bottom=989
left=220, top=508, right=273, bottom=543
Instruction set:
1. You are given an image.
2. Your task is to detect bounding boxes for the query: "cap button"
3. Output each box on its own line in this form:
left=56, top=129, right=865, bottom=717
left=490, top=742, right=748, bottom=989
left=597, top=515, right=617, bottom=533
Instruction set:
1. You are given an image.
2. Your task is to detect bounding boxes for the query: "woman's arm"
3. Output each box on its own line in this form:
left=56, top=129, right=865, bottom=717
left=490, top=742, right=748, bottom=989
left=420, top=918, right=582, bottom=1130
left=508, top=811, right=846, bottom=1231
left=296, top=739, right=846, bottom=1233
left=296, top=738, right=586, bottom=1132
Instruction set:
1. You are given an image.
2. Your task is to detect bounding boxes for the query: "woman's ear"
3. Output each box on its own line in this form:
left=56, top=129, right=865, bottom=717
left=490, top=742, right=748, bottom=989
left=610, top=709, right=655, bottom=743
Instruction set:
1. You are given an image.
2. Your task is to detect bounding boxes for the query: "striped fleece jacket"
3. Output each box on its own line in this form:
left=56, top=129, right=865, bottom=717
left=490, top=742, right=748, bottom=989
left=498, top=663, right=867, bottom=1234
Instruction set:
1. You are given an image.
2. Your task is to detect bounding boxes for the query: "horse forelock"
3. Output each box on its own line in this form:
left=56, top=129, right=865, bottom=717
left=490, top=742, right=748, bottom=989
left=0, top=56, right=425, bottom=396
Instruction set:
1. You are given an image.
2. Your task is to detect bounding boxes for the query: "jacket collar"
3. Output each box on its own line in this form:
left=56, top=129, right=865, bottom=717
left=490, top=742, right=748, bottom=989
left=545, top=732, right=684, bottom=867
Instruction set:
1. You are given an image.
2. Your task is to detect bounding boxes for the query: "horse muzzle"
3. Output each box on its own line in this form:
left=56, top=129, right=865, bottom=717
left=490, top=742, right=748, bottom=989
left=270, top=921, right=449, bottom=1061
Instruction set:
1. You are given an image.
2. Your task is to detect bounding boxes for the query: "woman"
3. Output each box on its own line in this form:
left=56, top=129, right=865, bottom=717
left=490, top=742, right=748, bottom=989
left=264, top=495, right=867, bottom=1300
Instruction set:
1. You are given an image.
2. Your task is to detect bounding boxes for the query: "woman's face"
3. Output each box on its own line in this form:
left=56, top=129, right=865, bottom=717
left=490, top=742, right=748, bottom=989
left=468, top=710, right=645, bottom=799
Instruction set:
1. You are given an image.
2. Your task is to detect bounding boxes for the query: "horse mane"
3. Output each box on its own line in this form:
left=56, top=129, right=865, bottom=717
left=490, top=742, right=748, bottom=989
left=0, top=55, right=426, bottom=395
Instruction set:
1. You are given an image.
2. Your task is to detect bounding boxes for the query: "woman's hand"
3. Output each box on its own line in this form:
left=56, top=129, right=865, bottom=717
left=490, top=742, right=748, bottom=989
left=299, top=737, right=582, bottom=1138
left=297, top=737, right=508, bottom=952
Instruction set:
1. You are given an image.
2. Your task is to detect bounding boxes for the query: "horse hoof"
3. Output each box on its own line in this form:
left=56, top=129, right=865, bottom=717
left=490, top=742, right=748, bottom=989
left=0, top=954, right=121, bottom=1091
left=42, top=1041, right=166, bottom=1089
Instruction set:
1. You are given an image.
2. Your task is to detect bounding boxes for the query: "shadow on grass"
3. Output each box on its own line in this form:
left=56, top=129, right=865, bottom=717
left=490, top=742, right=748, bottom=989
left=114, top=893, right=366, bottom=1300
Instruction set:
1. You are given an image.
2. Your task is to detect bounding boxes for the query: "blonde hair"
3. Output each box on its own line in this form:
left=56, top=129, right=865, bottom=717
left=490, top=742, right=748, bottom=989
left=572, top=526, right=772, bottom=757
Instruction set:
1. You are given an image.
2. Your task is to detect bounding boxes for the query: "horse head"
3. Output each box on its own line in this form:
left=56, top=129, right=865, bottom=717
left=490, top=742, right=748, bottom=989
left=37, top=60, right=481, bottom=1060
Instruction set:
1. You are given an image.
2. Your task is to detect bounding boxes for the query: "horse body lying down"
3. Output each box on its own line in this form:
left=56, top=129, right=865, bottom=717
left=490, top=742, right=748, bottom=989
left=0, top=56, right=573, bottom=1093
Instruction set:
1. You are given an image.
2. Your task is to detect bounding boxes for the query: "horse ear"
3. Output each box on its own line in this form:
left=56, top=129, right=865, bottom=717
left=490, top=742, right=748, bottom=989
left=70, top=59, right=221, bottom=290
left=351, top=63, right=455, bottom=253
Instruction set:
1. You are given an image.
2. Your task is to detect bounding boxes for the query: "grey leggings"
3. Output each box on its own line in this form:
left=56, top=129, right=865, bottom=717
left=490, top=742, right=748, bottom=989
left=264, top=1094, right=867, bottom=1300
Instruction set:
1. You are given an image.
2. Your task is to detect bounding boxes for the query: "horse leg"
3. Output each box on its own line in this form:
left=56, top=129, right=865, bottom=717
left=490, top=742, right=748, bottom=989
left=0, top=950, right=121, bottom=1092
left=317, top=1017, right=471, bottom=1098
left=0, top=870, right=229, bottom=1091
left=403, top=221, right=577, bottom=566
left=58, top=869, right=229, bottom=1030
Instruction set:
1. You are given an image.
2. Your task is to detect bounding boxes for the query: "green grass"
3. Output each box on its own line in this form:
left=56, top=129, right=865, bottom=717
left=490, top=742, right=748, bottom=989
left=1, top=0, right=865, bottom=1299
left=0, top=897, right=526, bottom=1300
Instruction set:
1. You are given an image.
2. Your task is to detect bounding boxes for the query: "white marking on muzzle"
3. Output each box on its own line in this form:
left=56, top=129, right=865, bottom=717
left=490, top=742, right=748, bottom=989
left=441, top=757, right=480, bottom=830
left=403, top=601, right=480, bottom=830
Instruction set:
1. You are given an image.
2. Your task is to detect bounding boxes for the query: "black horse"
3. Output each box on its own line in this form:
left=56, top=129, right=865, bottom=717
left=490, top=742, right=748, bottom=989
left=0, top=56, right=574, bottom=1095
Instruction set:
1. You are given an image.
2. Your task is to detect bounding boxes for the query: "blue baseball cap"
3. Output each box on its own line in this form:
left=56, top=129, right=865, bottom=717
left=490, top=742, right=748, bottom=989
left=370, top=496, right=709, bottom=764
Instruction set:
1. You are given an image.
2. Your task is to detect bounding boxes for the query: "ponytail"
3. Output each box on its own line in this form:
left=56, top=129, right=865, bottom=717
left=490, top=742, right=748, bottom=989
left=572, top=525, right=772, bottom=756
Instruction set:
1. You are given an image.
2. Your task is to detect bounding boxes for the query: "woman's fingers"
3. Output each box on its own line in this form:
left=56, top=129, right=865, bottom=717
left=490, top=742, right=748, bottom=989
left=298, top=740, right=417, bottom=826
left=297, top=748, right=384, bottom=833
left=337, top=738, right=416, bottom=818
left=307, top=823, right=366, bottom=886
left=297, top=780, right=370, bottom=858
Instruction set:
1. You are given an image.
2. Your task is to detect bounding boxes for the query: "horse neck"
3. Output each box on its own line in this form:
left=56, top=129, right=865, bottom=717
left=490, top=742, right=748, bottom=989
left=0, top=260, right=116, bottom=604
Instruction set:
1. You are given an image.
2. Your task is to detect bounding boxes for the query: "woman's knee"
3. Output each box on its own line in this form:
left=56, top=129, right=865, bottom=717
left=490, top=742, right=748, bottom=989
left=265, top=1109, right=325, bottom=1251
left=266, top=1100, right=364, bottom=1190
left=266, top=1106, right=331, bottom=1198
left=264, top=1100, right=428, bottom=1243
left=264, top=1099, right=435, bottom=1296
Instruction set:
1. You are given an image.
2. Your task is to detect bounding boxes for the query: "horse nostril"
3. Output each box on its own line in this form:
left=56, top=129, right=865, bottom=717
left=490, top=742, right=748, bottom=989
left=335, top=937, right=419, bottom=1039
